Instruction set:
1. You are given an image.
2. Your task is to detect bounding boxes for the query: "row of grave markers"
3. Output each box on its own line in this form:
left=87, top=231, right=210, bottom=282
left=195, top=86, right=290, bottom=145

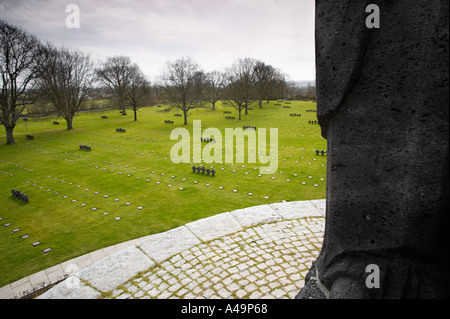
left=2, top=168, right=151, bottom=255
left=1, top=217, right=51, bottom=254
left=26, top=104, right=316, bottom=130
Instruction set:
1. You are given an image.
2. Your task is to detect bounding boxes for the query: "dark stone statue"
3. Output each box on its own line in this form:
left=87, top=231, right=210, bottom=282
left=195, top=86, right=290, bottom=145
left=297, top=0, right=449, bottom=298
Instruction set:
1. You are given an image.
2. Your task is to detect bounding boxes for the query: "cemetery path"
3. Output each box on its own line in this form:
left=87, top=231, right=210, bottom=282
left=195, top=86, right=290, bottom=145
left=1, top=199, right=325, bottom=299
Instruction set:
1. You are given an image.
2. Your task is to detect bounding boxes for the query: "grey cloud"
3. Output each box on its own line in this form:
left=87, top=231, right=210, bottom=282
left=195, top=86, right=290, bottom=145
left=0, top=0, right=315, bottom=80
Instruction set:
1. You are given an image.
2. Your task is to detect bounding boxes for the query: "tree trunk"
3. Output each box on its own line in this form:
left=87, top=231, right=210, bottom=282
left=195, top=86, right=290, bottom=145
left=239, top=109, right=242, bottom=120
left=119, top=96, right=127, bottom=115
left=244, top=102, right=248, bottom=115
left=259, top=98, right=263, bottom=108
left=212, top=101, right=216, bottom=111
left=133, top=106, right=137, bottom=121
left=5, top=125, right=16, bottom=144
left=183, top=109, right=188, bottom=125
left=65, top=117, right=73, bottom=130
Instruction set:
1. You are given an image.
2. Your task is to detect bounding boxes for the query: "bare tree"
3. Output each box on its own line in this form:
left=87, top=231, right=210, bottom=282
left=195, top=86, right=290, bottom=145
left=305, top=83, right=317, bottom=101
left=272, top=72, right=288, bottom=100
left=223, top=74, right=247, bottom=120
left=254, top=61, right=287, bottom=107
left=96, top=56, right=136, bottom=115
left=0, top=20, right=41, bottom=144
left=204, top=71, right=226, bottom=111
left=36, top=44, right=95, bottom=130
left=161, top=57, right=204, bottom=125
left=224, top=58, right=257, bottom=118
left=254, top=61, right=273, bottom=108
left=125, top=67, right=151, bottom=121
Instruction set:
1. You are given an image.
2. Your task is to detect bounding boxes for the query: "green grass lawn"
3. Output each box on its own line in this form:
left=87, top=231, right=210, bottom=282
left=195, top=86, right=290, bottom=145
left=0, top=100, right=326, bottom=287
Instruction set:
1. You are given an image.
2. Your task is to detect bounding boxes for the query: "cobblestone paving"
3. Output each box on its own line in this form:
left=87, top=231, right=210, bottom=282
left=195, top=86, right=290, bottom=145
left=108, top=217, right=324, bottom=299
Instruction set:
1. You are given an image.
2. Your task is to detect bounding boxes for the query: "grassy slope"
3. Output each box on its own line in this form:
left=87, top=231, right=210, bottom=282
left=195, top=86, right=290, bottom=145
left=0, top=100, right=326, bottom=287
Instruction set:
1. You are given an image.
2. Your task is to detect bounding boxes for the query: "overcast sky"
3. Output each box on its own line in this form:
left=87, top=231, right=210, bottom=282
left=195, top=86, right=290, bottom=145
left=0, top=0, right=315, bottom=82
